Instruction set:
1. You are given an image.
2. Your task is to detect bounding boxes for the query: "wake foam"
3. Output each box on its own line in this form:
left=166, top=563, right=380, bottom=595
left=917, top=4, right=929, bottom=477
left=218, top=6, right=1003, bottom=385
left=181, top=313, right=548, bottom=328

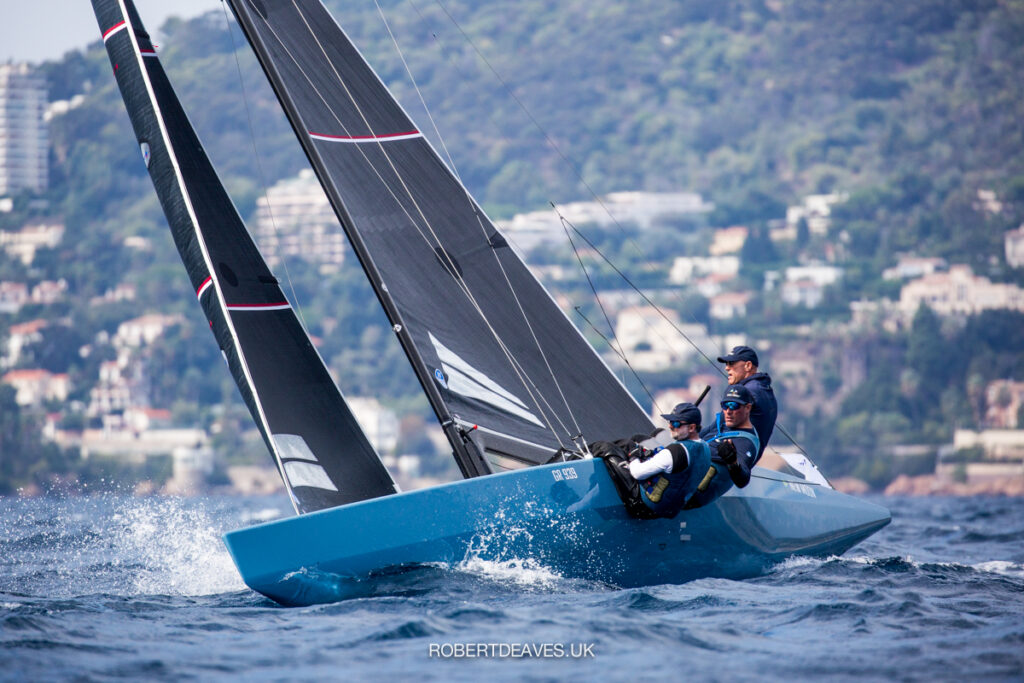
left=454, top=555, right=565, bottom=589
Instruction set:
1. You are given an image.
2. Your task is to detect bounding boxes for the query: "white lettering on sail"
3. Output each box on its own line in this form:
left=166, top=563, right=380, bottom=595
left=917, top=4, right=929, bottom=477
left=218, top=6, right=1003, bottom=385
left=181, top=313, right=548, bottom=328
left=429, top=333, right=543, bottom=427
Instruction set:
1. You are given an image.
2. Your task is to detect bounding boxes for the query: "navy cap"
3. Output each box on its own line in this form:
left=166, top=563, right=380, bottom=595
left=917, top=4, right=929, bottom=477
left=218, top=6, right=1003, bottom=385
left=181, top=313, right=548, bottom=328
left=717, top=345, right=758, bottom=365
left=660, top=402, right=702, bottom=426
left=721, top=384, right=754, bottom=406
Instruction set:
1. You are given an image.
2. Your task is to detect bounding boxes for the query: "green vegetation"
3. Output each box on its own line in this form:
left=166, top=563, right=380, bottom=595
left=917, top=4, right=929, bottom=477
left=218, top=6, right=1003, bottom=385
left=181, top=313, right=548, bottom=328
left=2, top=0, right=1023, bottom=492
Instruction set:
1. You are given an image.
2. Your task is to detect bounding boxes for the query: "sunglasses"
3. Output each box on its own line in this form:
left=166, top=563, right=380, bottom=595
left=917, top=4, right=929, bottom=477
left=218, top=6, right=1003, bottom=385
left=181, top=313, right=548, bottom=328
left=670, top=420, right=691, bottom=429
left=721, top=401, right=746, bottom=411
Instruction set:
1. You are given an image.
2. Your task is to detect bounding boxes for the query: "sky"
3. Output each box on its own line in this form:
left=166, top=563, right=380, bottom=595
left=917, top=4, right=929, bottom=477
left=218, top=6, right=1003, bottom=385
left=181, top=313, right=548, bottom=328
left=1, top=0, right=222, bottom=64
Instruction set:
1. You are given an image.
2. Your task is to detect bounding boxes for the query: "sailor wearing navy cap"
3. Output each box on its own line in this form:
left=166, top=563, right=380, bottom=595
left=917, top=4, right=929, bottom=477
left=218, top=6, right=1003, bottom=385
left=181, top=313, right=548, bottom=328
left=619, top=402, right=711, bottom=517
left=688, top=385, right=762, bottom=509
left=716, top=345, right=777, bottom=457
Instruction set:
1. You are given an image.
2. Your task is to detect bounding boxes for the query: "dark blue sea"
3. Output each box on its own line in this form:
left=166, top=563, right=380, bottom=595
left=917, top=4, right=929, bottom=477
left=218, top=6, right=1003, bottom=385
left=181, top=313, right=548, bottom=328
left=1, top=493, right=1022, bottom=681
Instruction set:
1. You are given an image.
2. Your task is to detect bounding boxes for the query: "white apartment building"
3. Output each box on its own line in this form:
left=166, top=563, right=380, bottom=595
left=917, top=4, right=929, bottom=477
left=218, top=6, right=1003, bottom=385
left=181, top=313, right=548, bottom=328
left=900, top=264, right=1024, bottom=317
left=114, top=313, right=184, bottom=348
left=253, top=169, right=346, bottom=267
left=709, top=291, right=751, bottom=319
left=769, top=263, right=843, bottom=308
left=0, top=64, right=48, bottom=196
left=785, top=193, right=847, bottom=235
left=613, top=305, right=712, bottom=371
left=669, top=255, right=740, bottom=284
left=0, top=220, right=63, bottom=264
left=496, top=191, right=712, bottom=253
left=2, top=368, right=69, bottom=406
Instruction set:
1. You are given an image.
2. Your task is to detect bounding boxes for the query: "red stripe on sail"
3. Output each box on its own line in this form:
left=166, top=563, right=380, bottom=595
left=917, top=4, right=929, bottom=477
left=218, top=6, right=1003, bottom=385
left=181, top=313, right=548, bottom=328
left=196, top=276, right=212, bottom=299
left=103, top=21, right=126, bottom=42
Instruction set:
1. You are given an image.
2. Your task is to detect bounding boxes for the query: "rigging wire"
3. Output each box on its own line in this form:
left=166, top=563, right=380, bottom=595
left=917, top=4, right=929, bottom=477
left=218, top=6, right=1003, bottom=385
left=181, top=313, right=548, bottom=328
left=403, top=0, right=702, bottom=416
left=425, top=0, right=724, bottom=358
left=402, top=1, right=816, bottom=462
left=562, top=212, right=816, bottom=458
left=289, top=1, right=575, bottom=446
left=413, top=3, right=739, bottom=371
left=246, top=0, right=576, bottom=449
left=218, top=1, right=310, bottom=332
left=557, top=206, right=661, bottom=414
left=373, top=0, right=589, bottom=448
left=572, top=305, right=660, bottom=412
left=562, top=218, right=723, bottom=371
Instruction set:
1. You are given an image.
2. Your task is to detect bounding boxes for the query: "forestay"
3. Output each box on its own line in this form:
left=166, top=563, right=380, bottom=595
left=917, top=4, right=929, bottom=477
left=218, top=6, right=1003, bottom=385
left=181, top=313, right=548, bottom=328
left=226, top=0, right=654, bottom=472
left=92, top=0, right=398, bottom=513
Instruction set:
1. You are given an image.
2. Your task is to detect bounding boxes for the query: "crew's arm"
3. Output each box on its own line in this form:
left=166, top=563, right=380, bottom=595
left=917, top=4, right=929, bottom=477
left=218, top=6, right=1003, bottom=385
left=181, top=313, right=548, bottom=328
left=719, top=436, right=756, bottom=487
left=627, top=448, right=677, bottom=481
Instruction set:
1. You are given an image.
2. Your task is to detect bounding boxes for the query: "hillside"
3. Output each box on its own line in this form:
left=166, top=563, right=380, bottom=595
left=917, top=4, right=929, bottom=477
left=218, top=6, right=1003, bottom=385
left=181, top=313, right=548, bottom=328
left=1, top=0, right=1023, bottom=492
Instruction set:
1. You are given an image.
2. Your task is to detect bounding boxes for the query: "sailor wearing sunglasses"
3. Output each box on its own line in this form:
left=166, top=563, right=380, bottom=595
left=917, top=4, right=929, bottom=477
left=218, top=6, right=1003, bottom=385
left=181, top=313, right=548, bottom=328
left=686, top=385, right=761, bottom=509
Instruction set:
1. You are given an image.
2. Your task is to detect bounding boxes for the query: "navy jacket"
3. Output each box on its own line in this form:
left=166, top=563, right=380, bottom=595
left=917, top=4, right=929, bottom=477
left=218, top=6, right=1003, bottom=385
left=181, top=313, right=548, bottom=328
left=699, top=417, right=760, bottom=488
left=736, top=372, right=777, bottom=457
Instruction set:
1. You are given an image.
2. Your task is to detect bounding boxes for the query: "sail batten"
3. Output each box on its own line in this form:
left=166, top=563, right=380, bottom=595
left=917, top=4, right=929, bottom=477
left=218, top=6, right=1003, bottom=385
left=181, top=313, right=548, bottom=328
left=310, top=130, right=423, bottom=142
left=225, top=0, right=657, bottom=470
left=92, top=0, right=398, bottom=513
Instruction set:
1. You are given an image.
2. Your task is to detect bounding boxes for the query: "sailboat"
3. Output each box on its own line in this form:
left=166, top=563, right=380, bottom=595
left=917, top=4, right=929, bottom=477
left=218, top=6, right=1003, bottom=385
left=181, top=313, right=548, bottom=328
left=91, top=0, right=890, bottom=606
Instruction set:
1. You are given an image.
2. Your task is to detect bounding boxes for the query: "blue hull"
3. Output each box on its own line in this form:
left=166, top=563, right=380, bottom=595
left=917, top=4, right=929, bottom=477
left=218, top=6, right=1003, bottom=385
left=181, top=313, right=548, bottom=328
left=223, top=460, right=890, bottom=606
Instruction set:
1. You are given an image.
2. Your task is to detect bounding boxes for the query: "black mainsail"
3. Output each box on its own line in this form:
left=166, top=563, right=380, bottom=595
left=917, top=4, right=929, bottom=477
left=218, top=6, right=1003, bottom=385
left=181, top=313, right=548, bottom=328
left=225, top=0, right=655, bottom=475
left=91, top=0, right=398, bottom=513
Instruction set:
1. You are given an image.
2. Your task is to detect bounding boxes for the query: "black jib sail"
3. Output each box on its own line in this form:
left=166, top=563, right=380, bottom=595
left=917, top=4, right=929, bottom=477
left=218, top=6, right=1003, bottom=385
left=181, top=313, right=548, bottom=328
left=91, top=0, right=398, bottom=513
left=225, top=0, right=655, bottom=475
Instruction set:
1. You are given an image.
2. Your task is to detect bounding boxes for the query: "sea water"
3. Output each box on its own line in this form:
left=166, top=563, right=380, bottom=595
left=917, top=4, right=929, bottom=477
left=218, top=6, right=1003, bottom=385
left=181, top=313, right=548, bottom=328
left=1, top=493, right=1022, bottom=681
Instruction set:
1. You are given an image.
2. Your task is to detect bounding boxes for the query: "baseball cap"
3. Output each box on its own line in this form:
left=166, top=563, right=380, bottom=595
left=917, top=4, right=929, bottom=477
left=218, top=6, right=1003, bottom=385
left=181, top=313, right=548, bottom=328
left=717, top=345, right=758, bottom=365
left=660, top=402, right=702, bottom=426
left=721, top=384, right=753, bottom=406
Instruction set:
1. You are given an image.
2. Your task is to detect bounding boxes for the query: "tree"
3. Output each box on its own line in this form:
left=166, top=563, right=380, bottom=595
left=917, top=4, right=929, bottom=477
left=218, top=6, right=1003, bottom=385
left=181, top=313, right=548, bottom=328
left=906, top=303, right=946, bottom=380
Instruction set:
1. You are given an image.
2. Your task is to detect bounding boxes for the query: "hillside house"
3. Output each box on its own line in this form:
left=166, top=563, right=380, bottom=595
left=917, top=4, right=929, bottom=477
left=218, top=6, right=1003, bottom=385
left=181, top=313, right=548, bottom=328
left=614, top=305, right=712, bottom=371
left=114, top=313, right=184, bottom=347
left=3, top=318, right=46, bottom=368
left=708, top=291, right=751, bottom=319
left=0, top=281, right=28, bottom=313
left=0, top=221, right=63, bottom=265
left=900, top=264, right=1024, bottom=317
left=2, top=368, right=69, bottom=406
left=708, top=226, right=748, bottom=256
left=669, top=255, right=740, bottom=284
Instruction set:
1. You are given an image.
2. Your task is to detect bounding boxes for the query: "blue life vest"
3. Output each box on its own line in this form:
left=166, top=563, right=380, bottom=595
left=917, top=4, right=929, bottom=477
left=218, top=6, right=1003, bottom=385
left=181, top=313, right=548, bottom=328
left=687, top=414, right=762, bottom=509
left=638, top=439, right=711, bottom=516
left=709, top=412, right=761, bottom=462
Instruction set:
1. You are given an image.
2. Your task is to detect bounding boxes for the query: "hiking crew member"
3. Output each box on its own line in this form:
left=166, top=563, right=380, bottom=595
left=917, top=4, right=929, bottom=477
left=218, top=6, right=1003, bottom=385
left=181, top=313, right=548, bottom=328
left=717, top=345, right=777, bottom=458
left=625, top=402, right=712, bottom=517
left=690, top=385, right=761, bottom=509
left=594, top=402, right=711, bottom=519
